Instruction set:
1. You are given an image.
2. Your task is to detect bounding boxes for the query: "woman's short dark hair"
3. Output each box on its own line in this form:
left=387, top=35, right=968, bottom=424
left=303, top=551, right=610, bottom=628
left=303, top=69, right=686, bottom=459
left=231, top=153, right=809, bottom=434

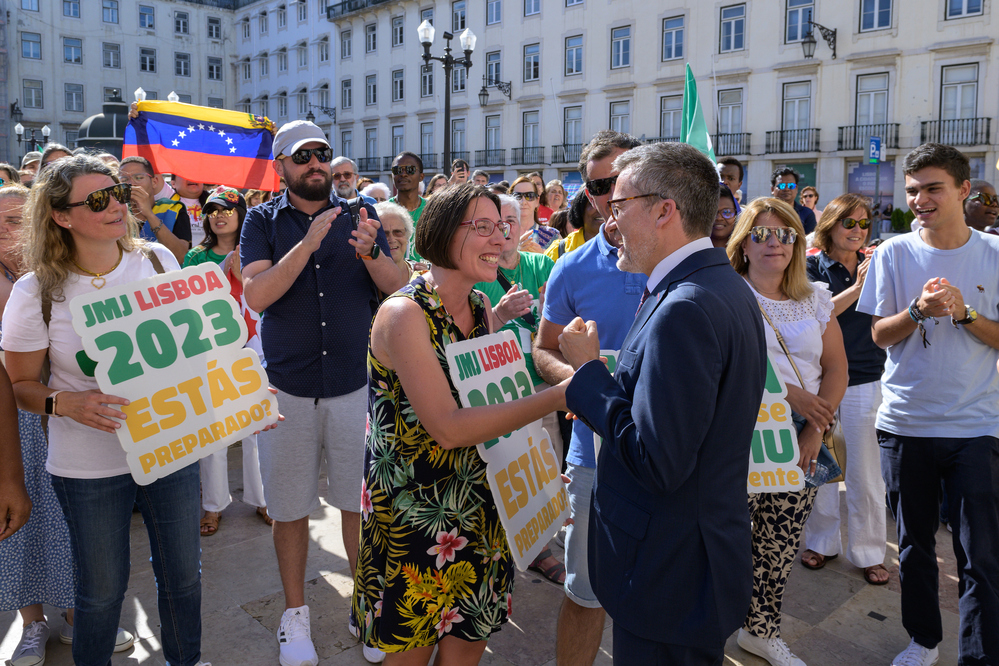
left=567, top=190, right=592, bottom=230
left=415, top=183, right=501, bottom=270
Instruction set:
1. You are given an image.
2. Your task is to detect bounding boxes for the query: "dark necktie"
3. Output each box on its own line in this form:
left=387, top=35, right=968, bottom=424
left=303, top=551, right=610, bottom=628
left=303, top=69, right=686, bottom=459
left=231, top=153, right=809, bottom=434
left=636, top=287, right=651, bottom=316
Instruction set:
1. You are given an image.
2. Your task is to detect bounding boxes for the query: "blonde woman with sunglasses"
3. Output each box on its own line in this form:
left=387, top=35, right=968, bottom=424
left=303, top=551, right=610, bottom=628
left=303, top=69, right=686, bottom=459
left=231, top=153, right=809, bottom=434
left=1, top=155, right=214, bottom=666
left=727, top=197, right=848, bottom=666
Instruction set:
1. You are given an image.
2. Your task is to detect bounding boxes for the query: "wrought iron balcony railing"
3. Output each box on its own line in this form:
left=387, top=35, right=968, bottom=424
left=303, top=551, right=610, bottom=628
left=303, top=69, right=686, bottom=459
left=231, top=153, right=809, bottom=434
left=765, top=128, right=820, bottom=154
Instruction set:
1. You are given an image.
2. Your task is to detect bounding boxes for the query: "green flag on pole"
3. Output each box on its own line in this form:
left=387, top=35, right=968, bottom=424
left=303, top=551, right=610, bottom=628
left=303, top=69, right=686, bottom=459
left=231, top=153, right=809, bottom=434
left=681, top=64, right=717, bottom=163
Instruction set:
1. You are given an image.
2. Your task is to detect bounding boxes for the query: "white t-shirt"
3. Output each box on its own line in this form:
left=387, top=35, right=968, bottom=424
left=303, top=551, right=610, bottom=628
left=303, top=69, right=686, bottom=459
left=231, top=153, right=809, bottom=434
left=857, top=229, right=999, bottom=438
left=748, top=281, right=834, bottom=396
left=1, top=244, right=180, bottom=479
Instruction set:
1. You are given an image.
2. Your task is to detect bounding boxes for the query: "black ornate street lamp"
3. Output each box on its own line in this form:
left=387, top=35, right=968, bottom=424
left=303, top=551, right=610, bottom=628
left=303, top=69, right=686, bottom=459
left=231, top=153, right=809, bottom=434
left=478, top=75, right=512, bottom=107
left=418, top=20, right=475, bottom=177
left=801, top=20, right=836, bottom=59
left=14, top=121, right=51, bottom=160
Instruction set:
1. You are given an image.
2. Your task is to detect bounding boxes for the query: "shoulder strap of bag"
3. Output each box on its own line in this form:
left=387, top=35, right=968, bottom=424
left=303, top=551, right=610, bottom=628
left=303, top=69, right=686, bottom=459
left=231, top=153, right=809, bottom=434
left=141, top=247, right=167, bottom=274
left=347, top=197, right=362, bottom=227
left=494, top=270, right=537, bottom=328
left=757, top=300, right=806, bottom=389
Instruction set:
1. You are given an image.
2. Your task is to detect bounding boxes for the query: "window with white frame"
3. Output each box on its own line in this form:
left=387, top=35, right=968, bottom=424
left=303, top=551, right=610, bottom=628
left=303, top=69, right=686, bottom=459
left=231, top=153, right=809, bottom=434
left=242, top=19, right=250, bottom=38
left=366, top=74, right=377, bottom=105
left=662, top=17, right=683, bottom=61
left=103, top=0, right=118, bottom=23
left=277, top=7, right=286, bottom=27
left=392, top=125, right=405, bottom=153
left=860, top=0, right=891, bottom=31
left=22, top=33, right=41, bottom=60
left=278, top=51, right=288, bottom=71
left=393, top=69, right=404, bottom=101
left=719, top=4, right=745, bottom=52
left=298, top=0, right=307, bottom=21
left=22, top=0, right=38, bottom=8
left=342, top=79, right=352, bottom=108
left=140, top=47, right=156, bottom=72
left=24, top=80, right=43, bottom=108
left=207, top=57, right=222, bottom=80
left=564, top=106, right=582, bottom=144
left=611, top=26, right=631, bottom=68
left=175, top=11, right=189, bottom=33
left=366, top=128, right=378, bottom=158
left=421, top=66, right=434, bottom=97
left=259, top=98, right=270, bottom=117
left=366, top=24, right=376, bottom=52
left=207, top=97, right=223, bottom=108
left=104, top=87, right=121, bottom=101
left=297, top=92, right=308, bottom=114
left=486, top=52, right=501, bottom=85
left=782, top=81, right=811, bottom=130
left=785, top=0, right=812, bottom=42
left=452, top=65, right=467, bottom=92
left=318, top=85, right=329, bottom=108
left=318, top=0, right=329, bottom=16
left=565, top=36, right=583, bottom=75
left=341, top=130, right=353, bottom=158
left=523, top=111, right=540, bottom=147
left=238, top=100, right=251, bottom=113
left=259, top=12, right=268, bottom=32
left=175, top=52, right=191, bottom=77
left=66, top=130, right=79, bottom=147
left=65, top=83, right=84, bottom=112
left=422, top=8, right=434, bottom=24
left=146, top=91, right=158, bottom=99
left=947, top=0, right=982, bottom=18
left=208, top=16, right=221, bottom=39
left=452, top=118, right=466, bottom=153
left=718, top=89, right=743, bottom=134
left=525, top=0, right=539, bottom=15
left=566, top=0, right=582, bottom=5
left=178, top=94, right=192, bottom=104
left=660, top=95, right=682, bottom=138
left=392, top=16, right=404, bottom=46
left=64, top=0, right=80, bottom=17
left=524, top=44, right=540, bottom=81
left=453, top=1, right=466, bottom=30
left=609, top=101, right=630, bottom=133
left=64, top=38, right=82, bottom=64
left=260, top=55, right=269, bottom=76
left=421, top=122, right=434, bottom=156
left=941, top=63, right=978, bottom=119
left=140, top=5, right=154, bottom=28
left=104, top=42, right=121, bottom=68
left=319, top=39, right=329, bottom=62
left=243, top=61, right=251, bottom=80
left=278, top=95, right=288, bottom=116
left=487, top=0, right=501, bottom=24
left=856, top=73, right=888, bottom=125
left=486, top=115, right=500, bottom=150
left=341, top=30, right=352, bottom=58
left=298, top=45, right=308, bottom=67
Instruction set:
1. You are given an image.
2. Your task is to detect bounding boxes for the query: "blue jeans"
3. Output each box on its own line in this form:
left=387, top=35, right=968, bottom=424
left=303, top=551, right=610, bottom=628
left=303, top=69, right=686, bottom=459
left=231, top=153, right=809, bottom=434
left=879, top=431, right=999, bottom=665
left=52, top=465, right=203, bottom=666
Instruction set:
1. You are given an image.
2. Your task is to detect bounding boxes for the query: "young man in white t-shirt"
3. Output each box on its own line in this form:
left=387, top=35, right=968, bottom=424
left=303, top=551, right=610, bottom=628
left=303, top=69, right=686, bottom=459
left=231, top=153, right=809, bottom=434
left=857, top=143, right=999, bottom=666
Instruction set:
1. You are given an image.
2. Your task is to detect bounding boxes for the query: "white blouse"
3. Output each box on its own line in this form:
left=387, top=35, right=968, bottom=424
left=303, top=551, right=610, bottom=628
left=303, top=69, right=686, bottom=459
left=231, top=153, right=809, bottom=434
left=747, top=280, right=834, bottom=396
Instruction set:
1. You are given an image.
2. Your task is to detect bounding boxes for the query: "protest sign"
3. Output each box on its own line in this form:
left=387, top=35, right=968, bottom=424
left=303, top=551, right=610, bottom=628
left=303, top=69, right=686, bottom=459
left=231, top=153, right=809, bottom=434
left=446, top=330, right=569, bottom=570
left=70, top=263, right=277, bottom=485
left=748, top=351, right=803, bottom=492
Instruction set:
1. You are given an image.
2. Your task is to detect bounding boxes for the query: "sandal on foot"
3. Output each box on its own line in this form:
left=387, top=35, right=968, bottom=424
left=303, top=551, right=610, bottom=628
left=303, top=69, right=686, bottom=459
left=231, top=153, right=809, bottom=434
left=800, top=549, right=837, bottom=570
left=864, top=563, right=890, bottom=585
left=527, top=547, right=565, bottom=586
left=200, top=511, right=221, bottom=536
left=257, top=506, right=274, bottom=526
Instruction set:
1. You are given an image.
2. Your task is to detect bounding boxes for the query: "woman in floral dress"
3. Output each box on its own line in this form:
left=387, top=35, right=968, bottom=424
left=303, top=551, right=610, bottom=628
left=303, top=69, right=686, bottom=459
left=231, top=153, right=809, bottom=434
left=352, top=184, right=567, bottom=665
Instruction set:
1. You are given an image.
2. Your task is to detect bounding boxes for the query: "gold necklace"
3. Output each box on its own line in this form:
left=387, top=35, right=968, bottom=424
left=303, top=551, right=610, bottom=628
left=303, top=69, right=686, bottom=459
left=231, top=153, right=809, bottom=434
left=72, top=245, right=123, bottom=289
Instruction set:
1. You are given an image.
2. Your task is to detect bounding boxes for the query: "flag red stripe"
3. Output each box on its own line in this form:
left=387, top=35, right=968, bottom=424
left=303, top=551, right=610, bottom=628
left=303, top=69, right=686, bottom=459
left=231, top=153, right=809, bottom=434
left=123, top=144, right=280, bottom=191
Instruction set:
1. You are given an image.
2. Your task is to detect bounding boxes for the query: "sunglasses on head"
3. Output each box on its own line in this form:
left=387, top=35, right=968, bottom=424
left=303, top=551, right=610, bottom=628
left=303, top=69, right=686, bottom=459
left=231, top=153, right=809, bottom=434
left=512, top=191, right=538, bottom=201
left=331, top=171, right=355, bottom=181
left=970, top=192, right=999, bottom=207
left=63, top=183, right=132, bottom=212
left=392, top=165, right=419, bottom=175
left=775, top=182, right=797, bottom=191
left=750, top=226, right=797, bottom=245
left=840, top=217, right=871, bottom=230
left=585, top=175, right=618, bottom=197
left=286, top=147, right=333, bottom=165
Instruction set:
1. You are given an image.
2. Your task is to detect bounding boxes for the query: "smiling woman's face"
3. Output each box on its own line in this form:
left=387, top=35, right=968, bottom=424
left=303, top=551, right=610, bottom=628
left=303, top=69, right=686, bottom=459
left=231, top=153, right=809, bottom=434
left=0, top=196, right=24, bottom=258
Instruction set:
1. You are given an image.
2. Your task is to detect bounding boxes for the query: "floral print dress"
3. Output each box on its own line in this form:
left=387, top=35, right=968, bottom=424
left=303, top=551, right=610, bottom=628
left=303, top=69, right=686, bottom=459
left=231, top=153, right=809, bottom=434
left=352, top=276, right=514, bottom=654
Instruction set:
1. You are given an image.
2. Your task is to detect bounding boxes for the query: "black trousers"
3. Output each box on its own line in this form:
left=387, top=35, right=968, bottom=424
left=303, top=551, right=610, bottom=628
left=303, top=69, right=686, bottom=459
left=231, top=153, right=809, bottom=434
left=613, top=623, right=723, bottom=666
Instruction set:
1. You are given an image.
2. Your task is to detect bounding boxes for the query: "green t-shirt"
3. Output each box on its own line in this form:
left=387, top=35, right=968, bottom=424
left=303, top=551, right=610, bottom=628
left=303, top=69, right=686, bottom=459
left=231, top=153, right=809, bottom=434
left=475, top=251, right=555, bottom=388
left=182, top=245, right=228, bottom=268
left=389, top=196, right=427, bottom=262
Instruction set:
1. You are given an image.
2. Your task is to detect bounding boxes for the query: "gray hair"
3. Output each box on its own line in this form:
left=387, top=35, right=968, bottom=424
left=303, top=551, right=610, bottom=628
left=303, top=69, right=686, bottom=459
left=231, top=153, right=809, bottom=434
left=330, top=156, right=358, bottom=172
left=374, top=199, right=413, bottom=239
left=0, top=183, right=30, bottom=204
left=362, top=182, right=392, bottom=200
left=496, top=193, right=521, bottom=219
left=612, top=142, right=719, bottom=238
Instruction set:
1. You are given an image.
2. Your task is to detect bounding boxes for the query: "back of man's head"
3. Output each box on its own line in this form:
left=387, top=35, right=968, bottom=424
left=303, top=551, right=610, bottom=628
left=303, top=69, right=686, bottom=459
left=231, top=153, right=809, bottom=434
left=770, top=167, right=800, bottom=188
left=613, top=142, right=719, bottom=239
left=578, top=130, right=641, bottom=180
left=903, top=143, right=970, bottom=187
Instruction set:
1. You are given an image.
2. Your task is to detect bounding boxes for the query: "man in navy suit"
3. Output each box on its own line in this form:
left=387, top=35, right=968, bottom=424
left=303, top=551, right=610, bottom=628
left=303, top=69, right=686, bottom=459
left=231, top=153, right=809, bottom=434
left=558, top=142, right=767, bottom=664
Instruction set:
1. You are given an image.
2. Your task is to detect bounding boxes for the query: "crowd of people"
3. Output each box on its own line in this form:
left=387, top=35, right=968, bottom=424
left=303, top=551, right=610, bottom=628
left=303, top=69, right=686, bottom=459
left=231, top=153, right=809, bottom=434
left=0, top=117, right=997, bottom=666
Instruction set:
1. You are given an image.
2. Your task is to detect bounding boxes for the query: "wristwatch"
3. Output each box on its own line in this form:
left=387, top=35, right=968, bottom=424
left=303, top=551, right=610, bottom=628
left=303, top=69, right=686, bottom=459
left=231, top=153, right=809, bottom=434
left=358, top=244, right=381, bottom=261
left=44, top=390, right=64, bottom=417
left=952, top=305, right=978, bottom=326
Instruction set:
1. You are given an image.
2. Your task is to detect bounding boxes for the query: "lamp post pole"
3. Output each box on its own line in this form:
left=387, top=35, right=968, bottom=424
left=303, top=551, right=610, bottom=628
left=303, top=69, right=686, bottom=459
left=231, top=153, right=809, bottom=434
left=418, top=21, right=475, bottom=178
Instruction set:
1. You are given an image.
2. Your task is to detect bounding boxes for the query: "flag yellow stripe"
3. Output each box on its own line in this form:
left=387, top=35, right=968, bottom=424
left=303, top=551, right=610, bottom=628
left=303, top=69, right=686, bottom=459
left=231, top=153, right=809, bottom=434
left=137, top=101, right=266, bottom=130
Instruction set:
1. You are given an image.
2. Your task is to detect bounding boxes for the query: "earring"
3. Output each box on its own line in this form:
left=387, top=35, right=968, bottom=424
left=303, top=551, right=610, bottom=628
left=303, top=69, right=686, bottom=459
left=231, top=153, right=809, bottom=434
left=68, top=223, right=72, bottom=228
left=743, top=253, right=748, bottom=263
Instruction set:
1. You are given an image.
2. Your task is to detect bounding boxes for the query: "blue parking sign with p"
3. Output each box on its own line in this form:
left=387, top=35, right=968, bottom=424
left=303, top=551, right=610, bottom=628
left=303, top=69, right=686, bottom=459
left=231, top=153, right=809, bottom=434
left=869, top=137, right=881, bottom=164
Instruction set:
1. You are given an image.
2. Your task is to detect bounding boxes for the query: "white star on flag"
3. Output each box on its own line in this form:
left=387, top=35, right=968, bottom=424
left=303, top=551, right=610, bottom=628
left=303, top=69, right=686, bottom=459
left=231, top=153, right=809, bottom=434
left=226, top=137, right=233, bottom=145
left=218, top=131, right=226, bottom=137
left=198, top=124, right=205, bottom=130
left=172, top=139, right=179, bottom=146
left=188, top=125, right=195, bottom=132
left=230, top=147, right=237, bottom=153
left=208, top=125, right=215, bottom=131
left=178, top=131, right=186, bottom=138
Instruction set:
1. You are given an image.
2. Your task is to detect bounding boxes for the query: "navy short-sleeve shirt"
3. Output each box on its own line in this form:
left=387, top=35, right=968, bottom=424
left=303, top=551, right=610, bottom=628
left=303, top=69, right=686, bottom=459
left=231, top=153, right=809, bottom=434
left=240, top=191, right=391, bottom=399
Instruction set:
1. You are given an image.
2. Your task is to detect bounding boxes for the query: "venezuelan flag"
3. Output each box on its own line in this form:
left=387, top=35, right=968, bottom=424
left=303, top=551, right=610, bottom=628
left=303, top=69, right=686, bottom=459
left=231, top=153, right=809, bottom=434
left=124, top=101, right=280, bottom=190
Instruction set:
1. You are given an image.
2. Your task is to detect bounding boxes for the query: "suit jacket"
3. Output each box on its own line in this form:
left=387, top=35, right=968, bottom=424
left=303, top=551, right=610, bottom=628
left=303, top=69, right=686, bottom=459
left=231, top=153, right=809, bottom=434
left=566, top=247, right=766, bottom=648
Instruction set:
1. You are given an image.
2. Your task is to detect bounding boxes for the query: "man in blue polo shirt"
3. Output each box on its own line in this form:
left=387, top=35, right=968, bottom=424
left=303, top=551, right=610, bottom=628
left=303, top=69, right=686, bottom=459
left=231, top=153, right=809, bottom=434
left=533, top=130, right=642, bottom=666
left=241, top=120, right=404, bottom=666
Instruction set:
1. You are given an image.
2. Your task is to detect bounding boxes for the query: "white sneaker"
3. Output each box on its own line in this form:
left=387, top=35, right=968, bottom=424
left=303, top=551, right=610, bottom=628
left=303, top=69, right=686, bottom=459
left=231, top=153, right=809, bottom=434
left=554, top=525, right=567, bottom=548
left=10, top=620, right=49, bottom=666
left=58, top=615, right=135, bottom=653
left=737, top=628, right=806, bottom=666
left=892, top=639, right=939, bottom=666
left=348, top=611, right=385, bottom=663
left=277, top=606, right=319, bottom=666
